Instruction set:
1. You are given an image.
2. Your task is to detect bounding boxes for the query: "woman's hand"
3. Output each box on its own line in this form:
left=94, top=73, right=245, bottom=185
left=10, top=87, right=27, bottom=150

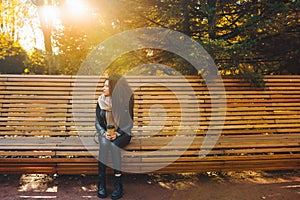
left=105, top=132, right=117, bottom=140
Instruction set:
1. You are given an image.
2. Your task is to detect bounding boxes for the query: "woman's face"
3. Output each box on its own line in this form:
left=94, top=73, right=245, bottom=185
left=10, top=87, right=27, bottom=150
left=103, top=80, right=110, bottom=96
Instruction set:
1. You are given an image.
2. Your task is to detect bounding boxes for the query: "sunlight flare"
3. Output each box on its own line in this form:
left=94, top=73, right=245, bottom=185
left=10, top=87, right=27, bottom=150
left=38, top=5, right=60, bottom=26
left=65, top=0, right=89, bottom=17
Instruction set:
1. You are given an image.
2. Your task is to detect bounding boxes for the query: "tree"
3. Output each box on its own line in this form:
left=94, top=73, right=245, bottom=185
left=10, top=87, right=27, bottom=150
left=0, top=46, right=26, bottom=74
left=108, top=0, right=299, bottom=82
left=24, top=48, right=46, bottom=74
left=47, top=0, right=123, bottom=75
left=1, top=0, right=298, bottom=77
left=0, top=0, right=28, bottom=74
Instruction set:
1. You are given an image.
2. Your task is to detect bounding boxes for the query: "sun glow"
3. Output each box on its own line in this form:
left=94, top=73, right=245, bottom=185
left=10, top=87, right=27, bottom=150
left=65, top=0, right=89, bottom=18
left=19, top=0, right=91, bottom=52
left=38, top=5, right=61, bottom=27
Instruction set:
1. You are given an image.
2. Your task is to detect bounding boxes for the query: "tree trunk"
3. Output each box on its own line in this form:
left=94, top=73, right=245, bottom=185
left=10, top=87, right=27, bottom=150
left=181, top=0, right=192, bottom=37
left=207, top=0, right=218, bottom=40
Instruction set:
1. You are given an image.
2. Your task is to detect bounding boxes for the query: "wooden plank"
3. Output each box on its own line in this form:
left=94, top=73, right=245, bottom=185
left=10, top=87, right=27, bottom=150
left=0, top=151, right=55, bottom=156
left=0, top=165, right=57, bottom=174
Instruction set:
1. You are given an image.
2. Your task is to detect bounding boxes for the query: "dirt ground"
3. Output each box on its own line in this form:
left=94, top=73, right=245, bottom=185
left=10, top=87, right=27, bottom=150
left=0, top=170, right=299, bottom=200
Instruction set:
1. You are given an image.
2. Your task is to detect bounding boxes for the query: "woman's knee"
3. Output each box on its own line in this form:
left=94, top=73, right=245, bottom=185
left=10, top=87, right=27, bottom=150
left=113, top=134, right=131, bottom=148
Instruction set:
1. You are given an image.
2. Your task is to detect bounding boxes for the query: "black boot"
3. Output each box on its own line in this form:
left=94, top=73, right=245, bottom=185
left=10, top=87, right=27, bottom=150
left=111, top=175, right=123, bottom=200
left=97, top=174, right=107, bottom=198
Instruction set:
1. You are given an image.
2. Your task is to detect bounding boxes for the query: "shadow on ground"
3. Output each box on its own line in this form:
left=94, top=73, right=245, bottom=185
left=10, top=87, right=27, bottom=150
left=0, top=170, right=299, bottom=200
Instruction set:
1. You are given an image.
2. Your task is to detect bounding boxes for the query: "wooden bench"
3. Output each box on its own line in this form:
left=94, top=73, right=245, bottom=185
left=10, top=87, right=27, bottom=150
left=0, top=75, right=299, bottom=174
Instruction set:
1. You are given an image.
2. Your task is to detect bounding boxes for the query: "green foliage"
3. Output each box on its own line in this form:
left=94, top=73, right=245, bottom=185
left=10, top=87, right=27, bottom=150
left=0, top=33, right=26, bottom=74
left=0, top=0, right=25, bottom=61
left=0, top=34, right=23, bottom=59
left=94, top=0, right=298, bottom=82
left=24, top=48, right=47, bottom=74
left=0, top=36, right=26, bottom=74
left=50, top=27, right=88, bottom=75
left=1, top=0, right=298, bottom=82
left=0, top=0, right=35, bottom=74
left=107, top=49, right=198, bottom=76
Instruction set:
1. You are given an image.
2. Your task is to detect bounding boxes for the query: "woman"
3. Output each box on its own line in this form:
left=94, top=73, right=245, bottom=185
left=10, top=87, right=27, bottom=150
left=95, top=74, right=134, bottom=199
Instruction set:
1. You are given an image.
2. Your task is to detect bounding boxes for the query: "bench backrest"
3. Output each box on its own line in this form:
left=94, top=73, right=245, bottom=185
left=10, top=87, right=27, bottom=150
left=1, top=75, right=300, bottom=137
